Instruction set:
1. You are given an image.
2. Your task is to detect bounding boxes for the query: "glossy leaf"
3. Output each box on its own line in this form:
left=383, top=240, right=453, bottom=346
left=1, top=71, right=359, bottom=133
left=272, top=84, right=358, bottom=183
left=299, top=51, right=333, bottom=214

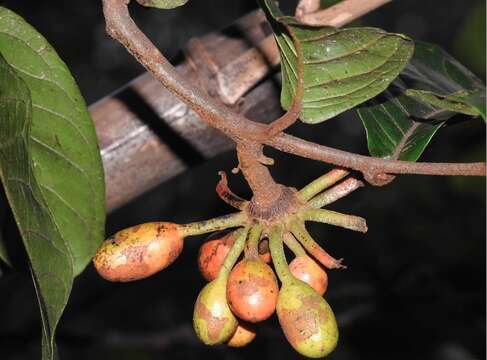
left=358, top=97, right=443, bottom=161
left=405, top=89, right=481, bottom=117
left=257, top=0, right=414, bottom=123
left=0, top=53, right=69, bottom=360
left=136, top=0, right=188, bottom=9
left=358, top=41, right=486, bottom=161
left=0, top=7, right=105, bottom=276
left=400, top=41, right=486, bottom=121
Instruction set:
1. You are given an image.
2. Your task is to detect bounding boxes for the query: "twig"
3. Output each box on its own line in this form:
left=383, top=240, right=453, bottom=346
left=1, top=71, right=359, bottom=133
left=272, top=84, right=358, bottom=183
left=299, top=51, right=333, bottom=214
left=263, top=25, right=304, bottom=138
left=309, top=177, right=364, bottom=208
left=267, top=134, right=486, bottom=185
left=102, top=0, right=260, bottom=143
left=102, top=0, right=485, bottom=189
left=299, top=168, right=349, bottom=201
left=297, top=0, right=393, bottom=27
left=215, top=171, right=247, bottom=210
left=295, top=0, right=321, bottom=18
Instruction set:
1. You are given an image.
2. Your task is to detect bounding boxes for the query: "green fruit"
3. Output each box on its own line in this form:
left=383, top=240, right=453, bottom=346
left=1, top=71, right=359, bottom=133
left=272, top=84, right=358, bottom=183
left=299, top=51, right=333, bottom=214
left=277, top=279, right=338, bottom=358
left=193, top=277, right=238, bottom=345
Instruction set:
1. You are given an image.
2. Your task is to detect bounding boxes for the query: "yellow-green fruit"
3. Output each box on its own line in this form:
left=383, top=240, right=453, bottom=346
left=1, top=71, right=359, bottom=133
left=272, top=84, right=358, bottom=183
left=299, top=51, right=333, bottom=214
left=277, top=279, right=338, bottom=358
left=226, top=322, right=256, bottom=348
left=93, top=222, right=183, bottom=282
left=193, top=277, right=238, bottom=345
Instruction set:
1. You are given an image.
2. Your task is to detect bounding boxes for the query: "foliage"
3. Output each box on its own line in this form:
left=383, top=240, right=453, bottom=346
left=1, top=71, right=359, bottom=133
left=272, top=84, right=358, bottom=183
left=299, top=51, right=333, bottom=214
left=0, top=7, right=105, bottom=360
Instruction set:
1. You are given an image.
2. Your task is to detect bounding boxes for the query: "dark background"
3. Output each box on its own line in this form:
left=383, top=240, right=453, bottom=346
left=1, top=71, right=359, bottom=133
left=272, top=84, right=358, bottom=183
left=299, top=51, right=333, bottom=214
left=0, top=1, right=485, bottom=359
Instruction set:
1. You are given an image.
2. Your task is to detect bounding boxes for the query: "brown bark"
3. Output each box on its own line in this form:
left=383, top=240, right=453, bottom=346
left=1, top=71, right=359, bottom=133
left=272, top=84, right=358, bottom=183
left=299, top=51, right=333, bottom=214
left=93, top=2, right=485, bottom=212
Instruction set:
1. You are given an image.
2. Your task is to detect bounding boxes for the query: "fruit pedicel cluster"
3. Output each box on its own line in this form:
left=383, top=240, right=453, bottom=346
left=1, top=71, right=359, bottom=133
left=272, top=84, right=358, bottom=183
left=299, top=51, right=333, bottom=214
left=93, top=169, right=367, bottom=358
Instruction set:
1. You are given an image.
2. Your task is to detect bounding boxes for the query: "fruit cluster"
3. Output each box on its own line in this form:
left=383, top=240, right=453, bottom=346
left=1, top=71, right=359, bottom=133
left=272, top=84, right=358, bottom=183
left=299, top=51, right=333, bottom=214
left=93, top=169, right=367, bottom=358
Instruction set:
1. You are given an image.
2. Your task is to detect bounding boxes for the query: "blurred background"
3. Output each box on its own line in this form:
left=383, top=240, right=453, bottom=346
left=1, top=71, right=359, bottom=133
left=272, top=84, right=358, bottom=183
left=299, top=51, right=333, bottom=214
left=0, top=0, right=485, bottom=359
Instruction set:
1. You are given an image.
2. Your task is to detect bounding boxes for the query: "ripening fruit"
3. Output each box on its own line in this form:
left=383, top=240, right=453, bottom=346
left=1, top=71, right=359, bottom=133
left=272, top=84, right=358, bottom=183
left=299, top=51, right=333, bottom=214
left=227, top=259, right=279, bottom=323
left=198, top=232, right=236, bottom=281
left=93, top=222, right=183, bottom=282
left=193, top=277, right=238, bottom=345
left=227, top=322, right=256, bottom=348
left=277, top=280, right=338, bottom=358
left=289, top=256, right=328, bottom=296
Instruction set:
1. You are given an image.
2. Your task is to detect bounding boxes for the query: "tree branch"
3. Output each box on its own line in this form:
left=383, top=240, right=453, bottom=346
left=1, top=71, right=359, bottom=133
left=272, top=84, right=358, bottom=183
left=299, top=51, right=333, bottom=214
left=297, top=0, right=393, bottom=27
left=268, top=134, right=486, bottom=183
left=101, top=0, right=262, bottom=142
left=101, top=0, right=485, bottom=188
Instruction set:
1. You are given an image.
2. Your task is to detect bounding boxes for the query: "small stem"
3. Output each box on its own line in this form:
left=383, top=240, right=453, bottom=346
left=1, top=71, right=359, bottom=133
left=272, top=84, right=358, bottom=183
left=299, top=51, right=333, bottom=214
left=269, top=225, right=293, bottom=283
left=245, top=224, right=262, bottom=259
left=267, top=134, right=486, bottom=182
left=218, top=227, right=249, bottom=279
left=309, top=177, right=364, bottom=208
left=216, top=171, right=248, bottom=210
left=295, top=0, right=320, bottom=17
left=263, top=25, right=304, bottom=138
left=289, top=221, right=345, bottom=269
left=283, top=231, right=306, bottom=257
left=179, top=212, right=246, bottom=237
left=303, top=208, right=367, bottom=233
left=299, top=169, right=349, bottom=201
left=101, top=0, right=263, bottom=142
left=297, top=0, right=392, bottom=26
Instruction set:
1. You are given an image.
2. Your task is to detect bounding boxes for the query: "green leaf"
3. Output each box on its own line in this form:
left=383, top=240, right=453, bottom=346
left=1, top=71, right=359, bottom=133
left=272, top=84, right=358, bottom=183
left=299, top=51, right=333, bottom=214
left=357, top=41, right=486, bottom=161
left=136, top=0, right=188, bottom=9
left=399, top=41, right=486, bottom=121
left=0, top=53, right=67, bottom=360
left=0, top=7, right=105, bottom=360
left=0, top=6, right=105, bottom=276
left=358, top=97, right=443, bottom=161
left=463, top=89, right=486, bottom=120
left=257, top=0, right=414, bottom=124
left=405, top=89, right=481, bottom=117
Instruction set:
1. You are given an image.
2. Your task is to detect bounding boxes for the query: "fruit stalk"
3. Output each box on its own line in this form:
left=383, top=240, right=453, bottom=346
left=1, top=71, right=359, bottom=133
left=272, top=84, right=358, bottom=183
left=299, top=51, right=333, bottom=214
left=289, top=221, right=345, bottom=269
left=217, top=227, right=249, bottom=278
left=303, top=208, right=367, bottom=233
left=308, top=177, right=364, bottom=208
left=245, top=224, right=262, bottom=259
left=268, top=226, right=293, bottom=283
left=282, top=231, right=306, bottom=257
left=298, top=169, right=349, bottom=201
left=179, top=212, right=247, bottom=237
